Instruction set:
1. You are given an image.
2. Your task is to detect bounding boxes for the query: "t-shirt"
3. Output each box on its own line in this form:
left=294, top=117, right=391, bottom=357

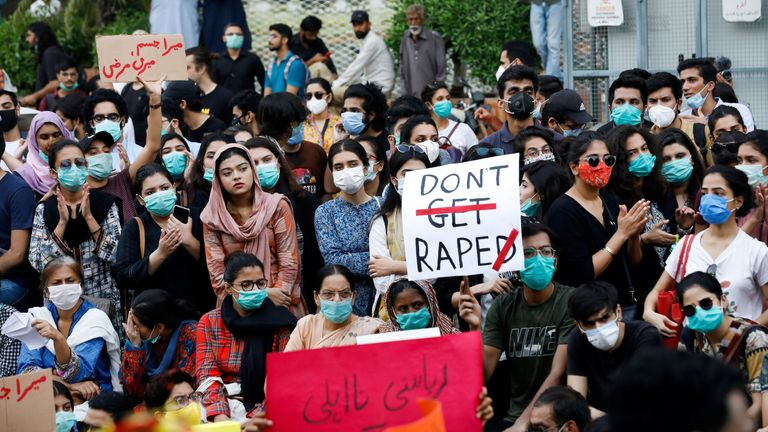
left=201, top=85, right=234, bottom=124
left=483, top=284, right=575, bottom=421
left=186, top=116, right=227, bottom=143
left=92, top=168, right=136, bottom=223
left=1, top=139, right=22, bottom=171
left=264, top=51, right=307, bottom=96
left=0, top=173, right=37, bottom=288
left=35, top=45, right=70, bottom=91
left=567, top=321, right=661, bottom=411
left=664, top=230, right=768, bottom=321
left=284, top=141, right=327, bottom=198
left=438, top=120, right=478, bottom=154
left=213, top=51, right=265, bottom=94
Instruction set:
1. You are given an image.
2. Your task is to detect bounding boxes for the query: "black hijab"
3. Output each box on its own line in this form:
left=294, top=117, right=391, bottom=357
left=42, top=189, right=116, bottom=247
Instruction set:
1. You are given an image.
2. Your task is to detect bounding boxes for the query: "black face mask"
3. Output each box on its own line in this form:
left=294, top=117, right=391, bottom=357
left=354, top=30, right=368, bottom=39
left=505, top=92, right=534, bottom=120
left=0, top=109, right=17, bottom=132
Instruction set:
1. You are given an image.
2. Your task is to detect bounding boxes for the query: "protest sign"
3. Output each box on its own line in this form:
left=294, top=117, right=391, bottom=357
left=265, top=332, right=483, bottom=432
left=722, top=0, right=761, bottom=22
left=0, top=369, right=54, bottom=432
left=587, top=0, right=624, bottom=26
left=96, top=34, right=187, bottom=83
left=383, top=400, right=446, bottom=432
left=401, top=153, right=524, bottom=280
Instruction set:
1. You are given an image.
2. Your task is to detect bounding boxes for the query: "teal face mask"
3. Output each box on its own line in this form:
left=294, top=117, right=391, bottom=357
left=55, top=410, right=77, bottom=432
left=395, top=135, right=401, bottom=146
left=142, top=325, right=160, bottom=344
left=143, top=189, right=177, bottom=217
left=519, top=255, right=556, bottom=291
left=628, top=153, right=656, bottom=178
left=59, top=82, right=79, bottom=92
left=396, top=307, right=432, bottom=330
left=736, top=164, right=768, bottom=188
left=163, top=152, right=187, bottom=180
left=203, top=168, right=214, bottom=183
left=226, top=34, right=245, bottom=49
left=161, top=128, right=169, bottom=137
left=39, top=149, right=49, bottom=164
left=687, top=304, right=723, bottom=333
left=610, top=104, right=642, bottom=126
left=86, top=153, right=113, bottom=180
left=433, top=100, right=453, bottom=119
left=320, top=299, right=353, bottom=324
left=661, top=157, right=693, bottom=184
left=94, top=119, right=122, bottom=142
left=57, top=165, right=88, bottom=191
left=257, top=163, right=280, bottom=190
left=521, top=194, right=541, bottom=217
left=236, top=289, right=268, bottom=310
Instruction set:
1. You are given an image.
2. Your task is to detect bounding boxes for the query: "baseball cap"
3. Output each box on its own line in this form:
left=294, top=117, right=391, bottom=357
left=162, top=80, right=201, bottom=104
left=545, top=89, right=594, bottom=124
left=78, top=131, right=115, bottom=152
left=351, top=10, right=369, bottom=23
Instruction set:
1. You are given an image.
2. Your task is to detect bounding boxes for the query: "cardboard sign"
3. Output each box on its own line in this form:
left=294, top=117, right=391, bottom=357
left=0, top=369, right=54, bottom=432
left=265, top=332, right=483, bottom=432
left=401, top=154, right=524, bottom=280
left=96, top=34, right=187, bottom=83
left=723, top=0, right=761, bottom=22
left=587, top=0, right=624, bottom=26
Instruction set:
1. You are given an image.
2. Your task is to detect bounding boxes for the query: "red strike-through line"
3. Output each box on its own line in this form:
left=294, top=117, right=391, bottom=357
left=493, top=228, right=520, bottom=271
left=415, top=203, right=497, bottom=216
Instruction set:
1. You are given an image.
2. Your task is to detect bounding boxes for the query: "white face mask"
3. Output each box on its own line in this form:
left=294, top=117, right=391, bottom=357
left=648, top=104, right=677, bottom=128
left=48, top=283, right=82, bottom=310
left=333, top=166, right=366, bottom=194
left=582, top=318, right=620, bottom=351
left=306, top=97, right=328, bottom=115
left=525, top=152, right=556, bottom=165
left=418, top=140, right=440, bottom=164
left=395, top=176, right=405, bottom=195
left=495, top=64, right=508, bottom=81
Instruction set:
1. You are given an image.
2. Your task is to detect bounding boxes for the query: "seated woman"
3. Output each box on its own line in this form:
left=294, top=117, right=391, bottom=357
left=121, top=289, right=199, bottom=400
left=19, top=257, right=121, bottom=402
left=144, top=369, right=203, bottom=420
left=285, top=265, right=383, bottom=351
left=196, top=252, right=297, bottom=423
left=519, top=160, right=571, bottom=221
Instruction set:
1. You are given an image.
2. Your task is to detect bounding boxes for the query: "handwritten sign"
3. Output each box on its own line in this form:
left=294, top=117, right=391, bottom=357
left=587, top=0, right=624, bottom=27
left=401, top=154, right=524, bottom=280
left=384, top=399, right=446, bottom=432
left=0, top=369, right=54, bottom=432
left=723, top=0, right=761, bottom=22
left=265, top=332, right=483, bottom=432
left=96, top=34, right=186, bottom=83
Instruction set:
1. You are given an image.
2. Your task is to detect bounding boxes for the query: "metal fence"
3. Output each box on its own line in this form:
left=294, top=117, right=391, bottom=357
left=563, top=0, right=768, bottom=128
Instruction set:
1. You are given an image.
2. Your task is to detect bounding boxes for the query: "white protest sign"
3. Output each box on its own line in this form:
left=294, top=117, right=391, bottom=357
left=722, top=0, right=761, bottom=22
left=402, top=154, right=524, bottom=280
left=587, top=0, right=624, bottom=27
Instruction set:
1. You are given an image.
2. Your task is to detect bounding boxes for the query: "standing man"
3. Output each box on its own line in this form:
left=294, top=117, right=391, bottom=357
left=526, top=0, right=564, bottom=78
left=264, top=24, right=308, bottom=97
left=214, top=23, right=265, bottom=94
left=332, top=11, right=395, bottom=100
left=186, top=47, right=234, bottom=124
left=399, top=4, right=446, bottom=97
left=289, top=16, right=338, bottom=83
left=479, top=65, right=538, bottom=153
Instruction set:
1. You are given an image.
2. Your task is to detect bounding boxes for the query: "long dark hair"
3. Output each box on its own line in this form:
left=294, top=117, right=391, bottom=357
left=243, top=136, right=305, bottom=197
left=156, top=133, right=208, bottom=203
left=131, top=289, right=200, bottom=330
left=704, top=165, right=752, bottom=218
left=657, top=128, right=705, bottom=203
left=607, top=125, right=667, bottom=206
left=315, top=264, right=356, bottom=292
left=133, top=163, right=173, bottom=195
left=327, top=139, right=368, bottom=169
left=372, top=147, right=430, bottom=227
left=28, top=22, right=59, bottom=64
left=561, top=131, right=609, bottom=178
left=356, top=134, right=390, bottom=196
left=521, top=161, right=571, bottom=217
left=215, top=146, right=255, bottom=203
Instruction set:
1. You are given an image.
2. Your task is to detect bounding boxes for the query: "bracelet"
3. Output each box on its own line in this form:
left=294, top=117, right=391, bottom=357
left=149, top=103, right=162, bottom=109
left=603, top=245, right=616, bottom=257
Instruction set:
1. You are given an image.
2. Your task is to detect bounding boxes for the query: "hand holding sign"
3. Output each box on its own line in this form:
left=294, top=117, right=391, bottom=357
left=458, top=279, right=481, bottom=331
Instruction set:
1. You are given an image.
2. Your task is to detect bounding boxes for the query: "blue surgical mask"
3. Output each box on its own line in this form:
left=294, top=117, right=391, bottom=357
left=86, top=153, right=113, bottom=180
left=203, top=168, right=214, bottom=183
left=685, top=87, right=710, bottom=110
left=628, top=153, right=656, bottom=178
left=519, top=255, right=556, bottom=291
left=320, top=298, right=353, bottom=324
left=57, top=165, right=88, bottom=191
left=226, top=34, right=245, bottom=50
left=520, top=194, right=541, bottom=217
left=55, top=411, right=77, bottom=432
left=143, top=189, right=177, bottom=217
left=687, top=304, right=723, bottom=333
left=341, top=111, right=366, bottom=135
left=39, top=149, right=49, bottom=163
left=94, top=119, right=122, bottom=142
left=365, top=161, right=377, bottom=182
left=610, top=104, right=642, bottom=126
left=396, top=307, right=432, bottom=330
left=736, top=164, right=768, bottom=188
left=560, top=124, right=583, bottom=138
left=257, top=163, right=280, bottom=190
left=699, top=194, right=734, bottom=225
left=163, top=152, right=187, bottom=180
left=661, top=157, right=693, bottom=184
left=287, top=122, right=304, bottom=146
left=236, top=289, right=268, bottom=310
left=433, top=100, right=453, bottom=119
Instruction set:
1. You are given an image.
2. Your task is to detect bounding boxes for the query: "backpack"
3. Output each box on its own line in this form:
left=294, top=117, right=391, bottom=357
left=266, top=53, right=310, bottom=88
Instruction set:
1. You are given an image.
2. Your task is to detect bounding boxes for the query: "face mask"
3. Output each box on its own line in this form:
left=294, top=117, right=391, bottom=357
left=519, top=255, right=556, bottom=291
left=307, top=97, right=328, bottom=115
left=59, top=82, right=79, bottom=92
left=0, top=109, right=18, bottom=132
left=736, top=164, right=768, bottom=188
left=161, top=128, right=169, bottom=137
left=687, top=304, right=724, bottom=333
left=163, top=152, right=187, bottom=180
left=628, top=153, right=656, bottom=178
left=505, top=93, right=534, bottom=120
left=418, top=140, right=440, bottom=164
left=203, top=168, right=214, bottom=183
left=257, top=162, right=280, bottom=190
left=532, top=101, right=543, bottom=120
left=583, top=318, right=620, bottom=351
left=341, top=112, right=366, bottom=135
left=524, top=153, right=556, bottom=165
left=610, top=104, right=642, bottom=126
left=226, top=34, right=244, bottom=50
left=94, top=119, right=122, bottom=143
left=364, top=161, right=377, bottom=182
left=236, top=289, right=268, bottom=310
left=86, top=153, right=113, bottom=180
left=495, top=64, right=508, bottom=81
left=396, top=307, right=432, bottom=330
left=409, top=25, right=422, bottom=35
left=520, top=194, right=542, bottom=217
left=39, top=149, right=49, bottom=164
left=699, top=194, right=734, bottom=225
left=142, top=325, right=160, bottom=344
left=287, top=122, right=304, bottom=146
left=433, top=100, right=452, bottom=119
left=164, top=400, right=202, bottom=425
left=333, top=166, right=366, bottom=194
left=320, top=298, right=353, bottom=324
left=394, top=135, right=401, bottom=146
left=662, top=157, right=694, bottom=184
left=396, top=177, right=405, bottom=195
left=57, top=165, right=88, bottom=191
left=577, top=161, right=612, bottom=188
left=685, top=86, right=710, bottom=110
left=48, top=283, right=82, bottom=310
left=55, top=411, right=77, bottom=432
left=648, top=104, right=676, bottom=128
left=143, top=189, right=177, bottom=217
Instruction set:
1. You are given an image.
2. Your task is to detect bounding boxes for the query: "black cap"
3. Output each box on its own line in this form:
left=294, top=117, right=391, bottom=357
left=78, top=131, right=115, bottom=152
left=162, top=80, right=201, bottom=104
left=351, top=10, right=369, bottom=23
left=545, top=89, right=594, bottom=124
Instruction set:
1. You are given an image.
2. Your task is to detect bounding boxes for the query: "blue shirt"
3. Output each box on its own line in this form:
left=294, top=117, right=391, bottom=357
left=264, top=51, right=307, bottom=95
left=0, top=173, right=36, bottom=288
left=479, top=123, right=516, bottom=154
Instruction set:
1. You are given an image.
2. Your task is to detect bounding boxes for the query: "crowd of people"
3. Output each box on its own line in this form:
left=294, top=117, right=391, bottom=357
left=0, top=3, right=766, bottom=432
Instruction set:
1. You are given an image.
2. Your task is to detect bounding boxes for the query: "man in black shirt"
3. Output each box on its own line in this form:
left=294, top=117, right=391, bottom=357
left=288, top=16, right=337, bottom=82
left=213, top=23, right=265, bottom=94
left=120, top=82, right=148, bottom=146
left=186, top=47, right=233, bottom=124
left=162, top=80, right=226, bottom=143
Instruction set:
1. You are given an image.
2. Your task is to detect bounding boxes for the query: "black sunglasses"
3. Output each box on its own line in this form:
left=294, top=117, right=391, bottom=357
left=305, top=91, right=327, bottom=101
left=581, top=155, right=616, bottom=167
left=711, top=141, right=739, bottom=155
left=395, top=144, right=425, bottom=154
left=682, top=297, right=716, bottom=317
left=59, top=158, right=87, bottom=169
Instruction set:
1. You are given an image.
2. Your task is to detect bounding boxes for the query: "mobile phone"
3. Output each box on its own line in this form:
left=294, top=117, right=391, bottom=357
left=173, top=205, right=190, bottom=224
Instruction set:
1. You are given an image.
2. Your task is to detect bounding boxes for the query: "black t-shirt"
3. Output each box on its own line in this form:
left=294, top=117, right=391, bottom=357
left=201, top=85, right=234, bottom=124
left=288, top=34, right=338, bottom=75
left=121, top=84, right=148, bottom=146
left=567, top=321, right=661, bottom=411
left=186, top=115, right=227, bottom=143
left=36, top=45, right=71, bottom=91
left=213, top=52, right=265, bottom=94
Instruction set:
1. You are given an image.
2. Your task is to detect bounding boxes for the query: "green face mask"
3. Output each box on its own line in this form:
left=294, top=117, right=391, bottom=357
left=57, top=165, right=88, bottom=191
left=396, top=307, right=432, bottom=330
left=143, top=189, right=177, bottom=217
left=86, top=153, right=113, bottom=180
left=163, top=152, right=187, bottom=180
left=236, top=289, right=268, bottom=310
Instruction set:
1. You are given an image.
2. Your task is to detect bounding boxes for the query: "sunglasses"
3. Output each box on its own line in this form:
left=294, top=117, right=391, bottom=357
left=473, top=147, right=504, bottom=157
left=305, top=91, right=327, bottom=101
left=580, top=155, right=616, bottom=167
left=92, top=113, right=121, bottom=123
left=59, top=158, right=87, bottom=169
left=395, top=144, right=426, bottom=154
left=711, top=141, right=739, bottom=155
left=682, top=297, right=716, bottom=317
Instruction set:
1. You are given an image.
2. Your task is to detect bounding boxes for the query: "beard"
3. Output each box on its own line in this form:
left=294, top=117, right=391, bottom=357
left=268, top=44, right=279, bottom=52
left=354, top=30, right=368, bottom=39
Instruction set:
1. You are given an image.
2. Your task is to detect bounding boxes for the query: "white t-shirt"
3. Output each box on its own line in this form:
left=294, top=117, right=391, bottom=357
left=1, top=139, right=22, bottom=171
left=665, top=230, right=768, bottom=320
left=438, top=120, right=478, bottom=155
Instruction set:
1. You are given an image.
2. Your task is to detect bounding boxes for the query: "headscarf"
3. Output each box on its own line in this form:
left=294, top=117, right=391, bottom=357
left=15, top=111, right=73, bottom=194
left=200, top=143, right=287, bottom=279
left=379, top=279, right=459, bottom=336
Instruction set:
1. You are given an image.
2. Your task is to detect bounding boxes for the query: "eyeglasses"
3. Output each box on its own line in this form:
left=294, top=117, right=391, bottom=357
left=58, top=158, right=87, bottom=169
left=711, top=141, right=739, bottom=155
left=523, top=246, right=556, bottom=259
left=395, top=144, right=426, bottom=155
left=92, top=113, right=121, bottom=123
left=305, top=91, right=327, bottom=101
left=682, top=297, right=717, bottom=317
left=318, top=290, right=354, bottom=301
left=472, top=147, right=504, bottom=157
left=525, top=147, right=552, bottom=158
left=579, top=155, right=616, bottom=167
left=233, top=279, right=269, bottom=291
left=170, top=392, right=203, bottom=408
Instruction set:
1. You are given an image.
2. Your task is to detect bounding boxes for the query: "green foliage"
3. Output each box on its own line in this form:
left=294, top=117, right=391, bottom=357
left=89, top=8, right=150, bottom=67
left=385, top=0, right=531, bottom=86
left=0, top=0, right=42, bottom=94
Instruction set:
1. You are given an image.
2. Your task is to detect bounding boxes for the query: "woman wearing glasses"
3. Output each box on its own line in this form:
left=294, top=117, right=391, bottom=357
left=512, top=126, right=558, bottom=166
left=29, top=139, right=124, bottom=331
left=303, top=78, right=340, bottom=152
left=144, top=370, right=203, bottom=417
left=285, top=264, right=382, bottom=351
left=196, top=252, right=297, bottom=423
left=545, top=132, right=649, bottom=320
left=121, top=290, right=199, bottom=400
left=644, top=166, right=768, bottom=334
left=678, top=271, right=768, bottom=429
